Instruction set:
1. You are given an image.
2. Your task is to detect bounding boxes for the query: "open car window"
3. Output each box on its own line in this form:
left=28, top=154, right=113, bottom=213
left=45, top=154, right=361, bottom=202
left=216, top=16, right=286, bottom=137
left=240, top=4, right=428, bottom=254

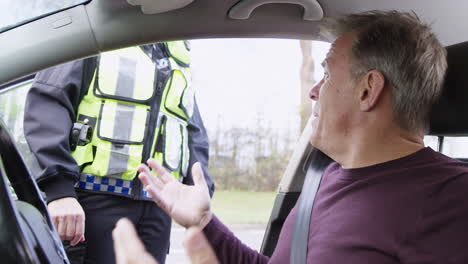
left=0, top=38, right=330, bottom=262
left=439, top=137, right=468, bottom=159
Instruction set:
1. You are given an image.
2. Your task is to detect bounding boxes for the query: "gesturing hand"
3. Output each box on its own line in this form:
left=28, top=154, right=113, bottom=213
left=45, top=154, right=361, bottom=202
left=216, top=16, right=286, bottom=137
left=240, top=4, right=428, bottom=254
left=113, top=218, right=219, bottom=264
left=137, top=159, right=212, bottom=228
left=113, top=218, right=158, bottom=264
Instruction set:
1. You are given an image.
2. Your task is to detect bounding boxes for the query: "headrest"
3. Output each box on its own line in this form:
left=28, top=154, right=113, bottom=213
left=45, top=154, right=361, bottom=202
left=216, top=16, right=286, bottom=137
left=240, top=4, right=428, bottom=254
left=429, top=41, right=468, bottom=136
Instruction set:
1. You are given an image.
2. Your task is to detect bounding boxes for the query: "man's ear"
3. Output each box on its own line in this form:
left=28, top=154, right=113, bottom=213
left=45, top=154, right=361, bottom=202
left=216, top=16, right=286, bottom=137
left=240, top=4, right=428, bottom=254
left=358, top=69, right=386, bottom=112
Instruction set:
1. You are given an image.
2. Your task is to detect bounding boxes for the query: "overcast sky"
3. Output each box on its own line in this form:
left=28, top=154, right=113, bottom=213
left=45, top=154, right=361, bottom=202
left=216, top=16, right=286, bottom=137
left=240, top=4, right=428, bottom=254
left=191, top=38, right=330, bottom=138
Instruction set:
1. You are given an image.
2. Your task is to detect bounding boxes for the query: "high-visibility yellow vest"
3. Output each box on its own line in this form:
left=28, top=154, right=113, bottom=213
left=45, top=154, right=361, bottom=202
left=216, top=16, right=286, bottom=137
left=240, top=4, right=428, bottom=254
left=71, top=41, right=194, bottom=181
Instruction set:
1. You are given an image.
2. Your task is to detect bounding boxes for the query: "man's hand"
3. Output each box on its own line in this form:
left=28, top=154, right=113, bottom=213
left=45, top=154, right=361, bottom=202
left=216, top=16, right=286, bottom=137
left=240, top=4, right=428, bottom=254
left=184, top=227, right=220, bottom=264
left=47, top=197, right=85, bottom=246
left=137, top=160, right=212, bottom=228
left=113, top=218, right=158, bottom=264
left=113, top=218, right=219, bottom=264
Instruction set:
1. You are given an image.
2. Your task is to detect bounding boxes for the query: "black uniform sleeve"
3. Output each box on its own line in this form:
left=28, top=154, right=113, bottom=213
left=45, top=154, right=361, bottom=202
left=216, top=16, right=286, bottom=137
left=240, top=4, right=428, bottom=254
left=23, top=59, right=91, bottom=203
left=185, top=98, right=215, bottom=197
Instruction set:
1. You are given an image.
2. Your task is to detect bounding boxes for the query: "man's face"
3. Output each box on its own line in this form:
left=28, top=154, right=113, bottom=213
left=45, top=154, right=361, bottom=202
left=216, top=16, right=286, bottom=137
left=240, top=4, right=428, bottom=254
left=309, top=32, right=361, bottom=155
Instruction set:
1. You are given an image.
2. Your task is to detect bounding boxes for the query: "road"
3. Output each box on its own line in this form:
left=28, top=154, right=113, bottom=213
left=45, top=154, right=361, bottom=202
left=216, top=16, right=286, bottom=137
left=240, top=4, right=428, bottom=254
left=166, top=223, right=267, bottom=263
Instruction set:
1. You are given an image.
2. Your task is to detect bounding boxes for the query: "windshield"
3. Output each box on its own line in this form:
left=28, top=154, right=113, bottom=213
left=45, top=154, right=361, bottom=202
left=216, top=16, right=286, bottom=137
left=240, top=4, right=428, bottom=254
left=0, top=0, right=88, bottom=33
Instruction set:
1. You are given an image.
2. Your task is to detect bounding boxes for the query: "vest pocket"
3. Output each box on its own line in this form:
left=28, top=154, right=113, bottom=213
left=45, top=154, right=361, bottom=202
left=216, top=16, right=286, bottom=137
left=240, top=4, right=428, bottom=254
left=82, top=141, right=144, bottom=180
left=164, top=70, right=194, bottom=120
left=93, top=47, right=157, bottom=104
left=80, top=101, right=150, bottom=180
left=181, top=81, right=195, bottom=120
left=164, top=41, right=191, bottom=67
left=97, top=101, right=149, bottom=144
left=161, top=115, right=183, bottom=172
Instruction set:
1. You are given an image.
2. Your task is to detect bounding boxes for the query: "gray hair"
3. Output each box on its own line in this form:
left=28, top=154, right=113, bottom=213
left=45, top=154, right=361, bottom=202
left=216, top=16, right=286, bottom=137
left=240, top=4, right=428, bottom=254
left=322, top=10, right=447, bottom=133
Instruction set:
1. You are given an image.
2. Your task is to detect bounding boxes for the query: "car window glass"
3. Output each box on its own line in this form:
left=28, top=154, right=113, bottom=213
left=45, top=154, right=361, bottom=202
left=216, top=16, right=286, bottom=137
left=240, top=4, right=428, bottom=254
left=0, top=38, right=330, bottom=262
left=0, top=0, right=87, bottom=33
left=424, top=136, right=468, bottom=159
left=0, top=80, right=41, bottom=176
left=0, top=38, right=330, bottom=196
left=439, top=137, right=468, bottom=159
left=423, top=136, right=439, bottom=151
left=173, top=39, right=328, bottom=262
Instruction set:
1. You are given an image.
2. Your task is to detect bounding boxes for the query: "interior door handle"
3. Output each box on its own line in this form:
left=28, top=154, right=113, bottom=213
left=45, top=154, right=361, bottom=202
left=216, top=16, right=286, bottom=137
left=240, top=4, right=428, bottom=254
left=228, top=0, right=323, bottom=21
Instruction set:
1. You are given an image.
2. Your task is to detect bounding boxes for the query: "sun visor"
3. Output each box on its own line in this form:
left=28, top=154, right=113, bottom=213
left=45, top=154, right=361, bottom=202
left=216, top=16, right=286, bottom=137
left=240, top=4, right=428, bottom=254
left=126, top=0, right=194, bottom=14
left=429, top=41, right=468, bottom=136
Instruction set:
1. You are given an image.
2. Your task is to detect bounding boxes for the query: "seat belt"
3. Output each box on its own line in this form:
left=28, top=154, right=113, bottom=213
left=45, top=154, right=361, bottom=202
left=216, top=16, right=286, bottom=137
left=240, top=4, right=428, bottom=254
left=290, top=149, right=330, bottom=264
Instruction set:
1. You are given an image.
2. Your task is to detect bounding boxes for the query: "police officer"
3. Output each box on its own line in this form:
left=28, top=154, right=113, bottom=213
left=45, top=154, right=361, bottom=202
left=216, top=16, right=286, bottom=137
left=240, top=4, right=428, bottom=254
left=23, top=41, right=214, bottom=264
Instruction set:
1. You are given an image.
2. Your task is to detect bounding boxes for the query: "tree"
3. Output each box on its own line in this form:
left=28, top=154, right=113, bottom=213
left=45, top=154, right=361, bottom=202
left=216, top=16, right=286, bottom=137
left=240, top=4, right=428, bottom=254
left=207, top=115, right=295, bottom=191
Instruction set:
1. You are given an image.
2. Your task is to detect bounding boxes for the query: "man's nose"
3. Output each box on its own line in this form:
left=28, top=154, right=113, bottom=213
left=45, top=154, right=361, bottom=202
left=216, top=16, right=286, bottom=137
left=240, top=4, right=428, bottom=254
left=309, top=79, right=323, bottom=101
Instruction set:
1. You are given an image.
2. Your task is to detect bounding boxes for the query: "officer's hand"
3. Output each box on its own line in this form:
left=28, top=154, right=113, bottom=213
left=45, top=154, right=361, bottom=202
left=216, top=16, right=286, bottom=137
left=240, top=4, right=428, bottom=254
left=138, top=160, right=212, bottom=229
left=47, top=197, right=85, bottom=246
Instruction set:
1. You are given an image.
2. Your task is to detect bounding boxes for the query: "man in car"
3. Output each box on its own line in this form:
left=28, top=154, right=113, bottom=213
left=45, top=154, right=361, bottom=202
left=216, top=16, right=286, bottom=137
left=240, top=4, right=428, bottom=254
left=128, top=10, right=468, bottom=263
left=23, top=42, right=214, bottom=264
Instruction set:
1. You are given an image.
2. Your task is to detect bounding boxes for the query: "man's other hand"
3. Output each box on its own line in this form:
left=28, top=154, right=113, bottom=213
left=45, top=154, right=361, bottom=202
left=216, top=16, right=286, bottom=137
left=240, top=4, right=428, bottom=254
left=113, top=218, right=219, bottom=264
left=184, top=227, right=220, bottom=264
left=137, top=160, right=212, bottom=228
left=113, top=218, right=158, bottom=264
left=47, top=197, right=85, bottom=246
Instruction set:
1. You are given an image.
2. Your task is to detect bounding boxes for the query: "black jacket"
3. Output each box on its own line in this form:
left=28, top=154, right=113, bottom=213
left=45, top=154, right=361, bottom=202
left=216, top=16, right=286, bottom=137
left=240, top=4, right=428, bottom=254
left=23, top=46, right=214, bottom=202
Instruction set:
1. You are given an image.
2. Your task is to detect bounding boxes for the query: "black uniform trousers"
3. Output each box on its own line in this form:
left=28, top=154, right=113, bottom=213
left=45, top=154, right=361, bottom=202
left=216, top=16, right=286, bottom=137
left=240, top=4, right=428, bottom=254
left=64, top=190, right=171, bottom=264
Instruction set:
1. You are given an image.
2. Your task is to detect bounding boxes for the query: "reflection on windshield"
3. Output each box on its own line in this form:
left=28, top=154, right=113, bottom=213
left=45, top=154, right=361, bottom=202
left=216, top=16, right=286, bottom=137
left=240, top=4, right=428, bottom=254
left=0, top=79, right=41, bottom=177
left=0, top=0, right=87, bottom=32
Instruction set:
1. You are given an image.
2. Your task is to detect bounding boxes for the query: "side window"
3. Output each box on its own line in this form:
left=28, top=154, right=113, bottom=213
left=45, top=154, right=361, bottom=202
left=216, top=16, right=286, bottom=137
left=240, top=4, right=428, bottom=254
left=195, top=37, right=328, bottom=245
left=0, top=39, right=330, bottom=262
left=424, top=136, right=468, bottom=159
left=169, top=38, right=329, bottom=262
left=424, top=136, right=440, bottom=151
left=440, top=137, right=468, bottom=159
left=0, top=79, right=41, bottom=177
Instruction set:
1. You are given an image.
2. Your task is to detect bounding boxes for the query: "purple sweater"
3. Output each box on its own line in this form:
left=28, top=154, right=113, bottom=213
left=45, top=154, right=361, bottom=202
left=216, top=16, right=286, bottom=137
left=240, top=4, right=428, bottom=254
left=203, top=148, right=468, bottom=263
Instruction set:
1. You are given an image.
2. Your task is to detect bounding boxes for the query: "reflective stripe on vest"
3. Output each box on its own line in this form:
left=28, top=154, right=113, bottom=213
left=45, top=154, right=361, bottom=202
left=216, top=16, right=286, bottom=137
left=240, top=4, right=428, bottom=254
left=94, top=47, right=156, bottom=102
left=71, top=43, right=193, bottom=182
left=165, top=40, right=191, bottom=67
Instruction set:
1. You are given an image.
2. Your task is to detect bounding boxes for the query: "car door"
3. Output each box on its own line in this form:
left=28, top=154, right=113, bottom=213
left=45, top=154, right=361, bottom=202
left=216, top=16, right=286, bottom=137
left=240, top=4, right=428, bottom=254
left=0, top=98, right=68, bottom=263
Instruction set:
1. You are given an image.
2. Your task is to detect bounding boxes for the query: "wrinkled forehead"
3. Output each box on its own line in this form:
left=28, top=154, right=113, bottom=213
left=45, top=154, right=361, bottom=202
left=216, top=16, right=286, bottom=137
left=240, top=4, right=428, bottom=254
left=323, top=32, right=355, bottom=68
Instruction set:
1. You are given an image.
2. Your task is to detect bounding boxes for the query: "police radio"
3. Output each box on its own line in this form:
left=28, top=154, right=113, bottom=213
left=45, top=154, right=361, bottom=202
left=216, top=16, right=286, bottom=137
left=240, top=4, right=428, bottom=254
left=70, top=119, right=93, bottom=151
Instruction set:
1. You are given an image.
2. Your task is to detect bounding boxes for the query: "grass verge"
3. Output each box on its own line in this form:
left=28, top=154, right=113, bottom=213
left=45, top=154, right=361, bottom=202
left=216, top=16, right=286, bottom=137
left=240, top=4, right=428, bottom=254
left=211, top=190, right=277, bottom=225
